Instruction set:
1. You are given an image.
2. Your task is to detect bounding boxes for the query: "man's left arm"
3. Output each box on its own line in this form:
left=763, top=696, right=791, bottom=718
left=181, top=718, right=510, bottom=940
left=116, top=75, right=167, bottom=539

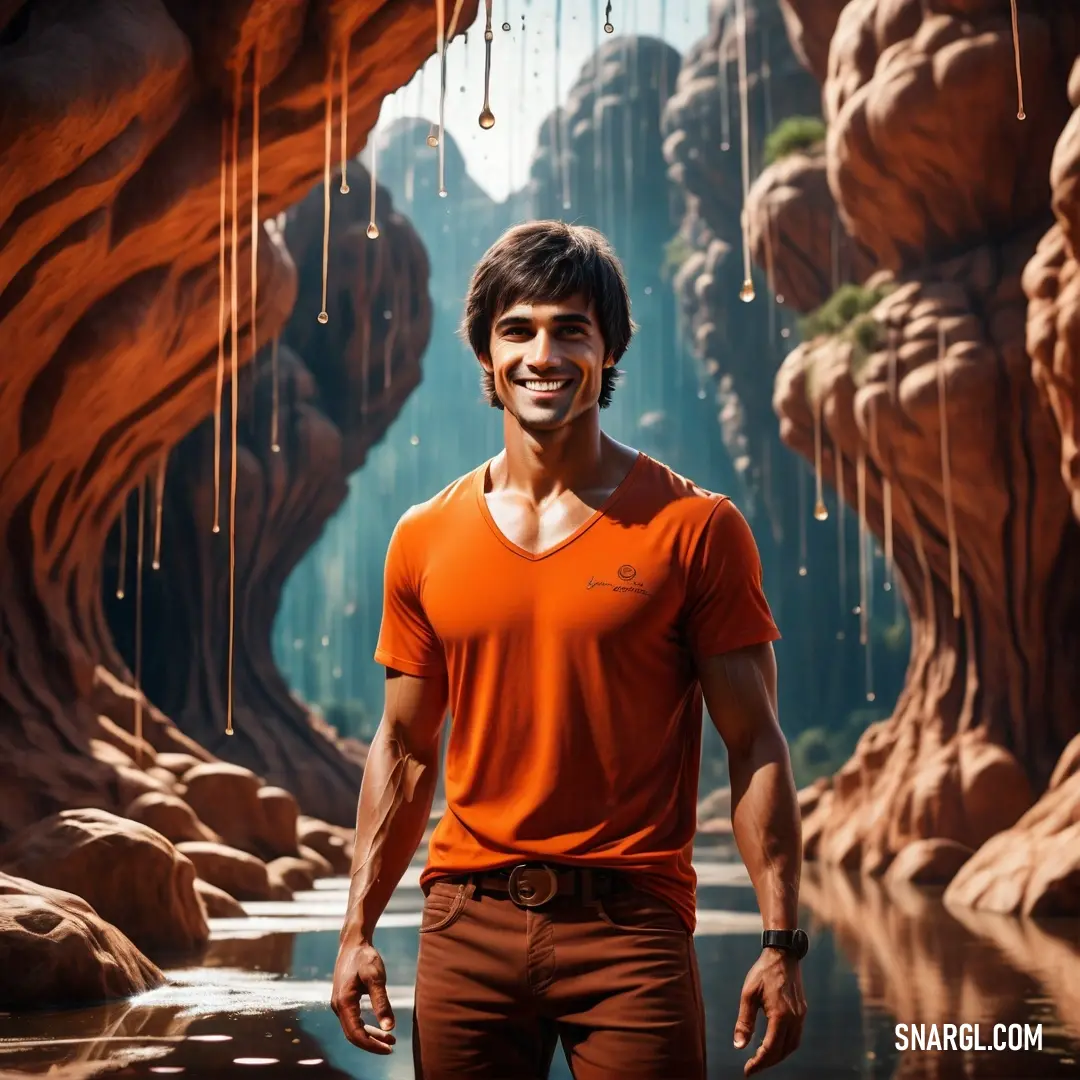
left=683, top=497, right=805, bottom=1075
left=699, top=643, right=806, bottom=1075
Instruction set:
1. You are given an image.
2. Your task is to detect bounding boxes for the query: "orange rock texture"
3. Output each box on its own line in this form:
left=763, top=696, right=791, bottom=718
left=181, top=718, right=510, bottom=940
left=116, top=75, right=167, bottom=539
left=0, top=0, right=473, bottom=1005
left=740, top=0, right=1080, bottom=905
left=0, top=0, right=469, bottom=830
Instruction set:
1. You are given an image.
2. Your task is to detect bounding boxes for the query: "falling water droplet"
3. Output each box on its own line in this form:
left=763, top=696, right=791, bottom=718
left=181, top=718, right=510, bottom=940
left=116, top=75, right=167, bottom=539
left=318, top=49, right=334, bottom=325
left=813, top=501, right=828, bottom=522
left=152, top=449, right=167, bottom=570
left=367, top=121, right=380, bottom=236
left=116, top=500, right=127, bottom=599
left=866, top=691, right=876, bottom=702
left=410, top=434, right=420, bottom=446
left=1009, top=0, right=1025, bottom=120
left=366, top=222, right=380, bottom=239
left=134, top=478, right=146, bottom=766
left=214, top=113, right=227, bottom=537
left=426, top=124, right=439, bottom=148
left=225, top=57, right=244, bottom=741
left=270, top=333, right=280, bottom=452
left=438, top=188, right=448, bottom=198
left=735, top=0, right=753, bottom=301
left=480, top=0, right=497, bottom=133
left=798, top=566, right=807, bottom=577
left=339, top=42, right=351, bottom=192
left=696, top=388, right=706, bottom=400
left=502, top=21, right=510, bottom=31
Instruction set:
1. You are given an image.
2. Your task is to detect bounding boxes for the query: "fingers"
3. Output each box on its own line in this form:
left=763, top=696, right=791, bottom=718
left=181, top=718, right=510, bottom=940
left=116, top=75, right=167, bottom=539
left=367, top=978, right=397, bottom=1034
left=743, top=996, right=806, bottom=1075
left=331, top=974, right=397, bottom=1055
left=744, top=1014, right=784, bottom=1075
left=733, top=979, right=760, bottom=1050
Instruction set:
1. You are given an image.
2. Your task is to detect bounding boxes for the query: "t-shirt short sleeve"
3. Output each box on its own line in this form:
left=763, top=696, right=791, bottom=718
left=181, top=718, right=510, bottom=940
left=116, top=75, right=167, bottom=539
left=683, top=496, right=780, bottom=662
left=373, top=514, right=446, bottom=677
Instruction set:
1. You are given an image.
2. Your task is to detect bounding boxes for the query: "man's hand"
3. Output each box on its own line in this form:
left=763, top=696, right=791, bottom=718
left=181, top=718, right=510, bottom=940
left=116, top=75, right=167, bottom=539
left=331, top=940, right=397, bottom=1054
left=733, top=949, right=807, bottom=1075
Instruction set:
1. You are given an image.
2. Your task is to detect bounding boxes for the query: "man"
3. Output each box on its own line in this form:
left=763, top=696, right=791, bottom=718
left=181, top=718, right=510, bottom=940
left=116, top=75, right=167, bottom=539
left=332, top=221, right=806, bottom=1079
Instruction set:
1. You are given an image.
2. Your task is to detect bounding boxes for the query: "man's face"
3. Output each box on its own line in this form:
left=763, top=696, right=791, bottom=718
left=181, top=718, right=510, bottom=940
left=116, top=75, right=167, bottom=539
left=482, top=294, right=613, bottom=431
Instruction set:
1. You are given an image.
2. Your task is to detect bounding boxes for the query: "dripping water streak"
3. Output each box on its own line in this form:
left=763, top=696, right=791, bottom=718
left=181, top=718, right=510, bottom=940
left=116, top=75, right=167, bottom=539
left=438, top=1, right=469, bottom=196
left=340, top=42, right=351, bottom=192
left=250, top=40, right=261, bottom=385
left=319, top=54, right=334, bottom=323
left=938, top=323, right=961, bottom=619
left=214, top=115, right=227, bottom=535
left=857, top=450, right=868, bottom=646
left=813, top=395, right=827, bottom=520
left=134, top=480, right=145, bottom=767
left=152, top=450, right=166, bottom=570
left=436, top=0, right=447, bottom=194
left=270, top=333, right=280, bottom=452
left=227, top=61, right=242, bottom=737
left=761, top=22, right=773, bottom=146
left=555, top=0, right=570, bottom=209
left=764, top=203, right=777, bottom=345
left=835, top=451, right=846, bottom=637
left=1009, top=0, right=1025, bottom=120
left=735, top=0, right=753, bottom=300
left=797, top=462, right=808, bottom=575
left=367, top=130, right=380, bottom=238
left=480, top=0, right=495, bottom=129
left=883, top=479, right=893, bottom=590
left=116, top=499, right=127, bottom=599
left=718, top=23, right=730, bottom=150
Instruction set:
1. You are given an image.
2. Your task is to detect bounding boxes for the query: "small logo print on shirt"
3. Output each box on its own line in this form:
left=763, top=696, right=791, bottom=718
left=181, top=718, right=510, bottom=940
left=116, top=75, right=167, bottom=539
left=587, top=565, right=651, bottom=596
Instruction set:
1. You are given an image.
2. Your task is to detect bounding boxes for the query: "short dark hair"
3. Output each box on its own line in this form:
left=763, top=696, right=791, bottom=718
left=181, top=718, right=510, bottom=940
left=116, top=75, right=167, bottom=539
left=460, top=221, right=636, bottom=409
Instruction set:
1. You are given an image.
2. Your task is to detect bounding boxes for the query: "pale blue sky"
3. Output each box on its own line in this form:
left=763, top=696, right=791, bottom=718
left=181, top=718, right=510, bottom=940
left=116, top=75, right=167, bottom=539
left=376, top=1, right=712, bottom=202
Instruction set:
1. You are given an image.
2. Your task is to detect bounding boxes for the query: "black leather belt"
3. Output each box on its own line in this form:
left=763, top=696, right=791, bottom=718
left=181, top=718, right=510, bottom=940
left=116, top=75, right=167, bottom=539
left=440, top=863, right=632, bottom=908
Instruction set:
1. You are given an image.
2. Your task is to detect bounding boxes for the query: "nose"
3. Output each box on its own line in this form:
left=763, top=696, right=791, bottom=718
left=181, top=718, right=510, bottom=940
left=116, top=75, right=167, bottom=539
left=525, top=328, right=561, bottom=370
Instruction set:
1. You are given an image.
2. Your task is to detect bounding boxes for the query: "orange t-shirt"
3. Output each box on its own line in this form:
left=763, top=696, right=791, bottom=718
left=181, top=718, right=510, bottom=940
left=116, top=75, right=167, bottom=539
left=374, top=452, right=779, bottom=931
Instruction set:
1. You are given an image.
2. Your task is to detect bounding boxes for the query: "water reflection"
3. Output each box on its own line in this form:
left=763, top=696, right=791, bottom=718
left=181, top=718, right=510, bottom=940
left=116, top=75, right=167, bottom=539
left=1, top=860, right=1077, bottom=1078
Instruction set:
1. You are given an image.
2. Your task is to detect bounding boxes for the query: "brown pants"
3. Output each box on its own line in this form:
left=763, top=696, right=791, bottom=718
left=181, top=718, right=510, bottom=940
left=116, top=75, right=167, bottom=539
left=412, top=877, right=707, bottom=1079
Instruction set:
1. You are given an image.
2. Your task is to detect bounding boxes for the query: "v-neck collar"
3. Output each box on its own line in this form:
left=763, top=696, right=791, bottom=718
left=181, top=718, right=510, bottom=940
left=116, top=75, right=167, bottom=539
left=474, top=451, right=646, bottom=562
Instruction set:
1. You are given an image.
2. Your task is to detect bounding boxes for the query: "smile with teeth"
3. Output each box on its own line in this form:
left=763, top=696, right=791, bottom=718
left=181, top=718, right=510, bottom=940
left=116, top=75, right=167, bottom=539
left=521, top=378, right=572, bottom=393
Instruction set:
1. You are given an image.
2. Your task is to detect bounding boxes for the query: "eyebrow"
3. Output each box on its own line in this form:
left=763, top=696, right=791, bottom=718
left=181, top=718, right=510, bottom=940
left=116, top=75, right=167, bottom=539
left=494, top=312, right=593, bottom=331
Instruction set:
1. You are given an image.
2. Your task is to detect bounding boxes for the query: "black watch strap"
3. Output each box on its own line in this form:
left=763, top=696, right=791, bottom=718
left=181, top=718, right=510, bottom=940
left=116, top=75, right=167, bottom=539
left=761, top=928, right=809, bottom=959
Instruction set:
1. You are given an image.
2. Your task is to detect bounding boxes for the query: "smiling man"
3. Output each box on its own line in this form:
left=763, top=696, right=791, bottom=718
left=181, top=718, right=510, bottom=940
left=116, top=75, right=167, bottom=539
left=331, top=221, right=807, bottom=1078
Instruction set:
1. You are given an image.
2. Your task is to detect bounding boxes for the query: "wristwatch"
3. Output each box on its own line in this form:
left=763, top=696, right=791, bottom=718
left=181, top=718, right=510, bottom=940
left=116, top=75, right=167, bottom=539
left=761, top=928, right=809, bottom=959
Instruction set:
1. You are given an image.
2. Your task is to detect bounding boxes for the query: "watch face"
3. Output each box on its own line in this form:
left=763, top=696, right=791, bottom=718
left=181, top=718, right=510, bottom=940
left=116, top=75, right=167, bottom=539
left=793, top=929, right=809, bottom=959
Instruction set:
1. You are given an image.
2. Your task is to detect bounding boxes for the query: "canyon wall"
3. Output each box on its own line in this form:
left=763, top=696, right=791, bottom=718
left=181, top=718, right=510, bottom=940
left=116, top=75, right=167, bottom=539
left=0, top=0, right=475, bottom=833
left=696, top=0, right=1080, bottom=911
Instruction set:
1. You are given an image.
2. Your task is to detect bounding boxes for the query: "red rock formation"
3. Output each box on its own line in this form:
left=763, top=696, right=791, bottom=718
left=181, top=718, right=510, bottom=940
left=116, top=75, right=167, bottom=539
left=0, top=809, right=209, bottom=955
left=0, top=0, right=475, bottom=838
left=0, top=872, right=164, bottom=1010
left=944, top=734, right=1080, bottom=916
left=766, top=0, right=1080, bottom=892
left=106, top=182, right=430, bottom=825
left=745, top=147, right=876, bottom=314
left=777, top=0, right=849, bottom=84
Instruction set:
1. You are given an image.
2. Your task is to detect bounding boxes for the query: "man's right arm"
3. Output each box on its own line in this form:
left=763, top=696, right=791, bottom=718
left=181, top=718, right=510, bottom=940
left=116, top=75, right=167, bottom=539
left=331, top=667, right=448, bottom=1052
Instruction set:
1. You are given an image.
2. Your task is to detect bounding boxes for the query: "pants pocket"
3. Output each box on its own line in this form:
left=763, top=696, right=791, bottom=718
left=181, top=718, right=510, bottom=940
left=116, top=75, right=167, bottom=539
left=595, top=889, right=688, bottom=935
left=419, top=881, right=470, bottom=934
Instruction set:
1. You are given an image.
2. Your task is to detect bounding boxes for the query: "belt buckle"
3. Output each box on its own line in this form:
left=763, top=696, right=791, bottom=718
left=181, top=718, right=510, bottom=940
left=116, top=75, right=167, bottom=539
left=507, top=864, right=559, bottom=908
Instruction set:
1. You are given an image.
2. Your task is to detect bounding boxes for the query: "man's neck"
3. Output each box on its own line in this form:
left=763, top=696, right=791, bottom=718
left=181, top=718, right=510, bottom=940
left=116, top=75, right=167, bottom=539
left=495, top=409, right=609, bottom=502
